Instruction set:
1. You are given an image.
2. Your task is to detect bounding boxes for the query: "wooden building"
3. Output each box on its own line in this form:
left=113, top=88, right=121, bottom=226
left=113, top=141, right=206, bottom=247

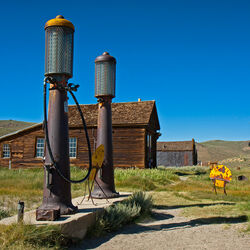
left=157, top=139, right=197, bottom=167
left=0, top=101, right=160, bottom=169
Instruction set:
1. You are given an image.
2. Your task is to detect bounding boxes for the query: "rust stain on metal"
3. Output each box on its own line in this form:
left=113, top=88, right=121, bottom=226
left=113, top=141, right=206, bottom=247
left=36, top=208, right=60, bottom=221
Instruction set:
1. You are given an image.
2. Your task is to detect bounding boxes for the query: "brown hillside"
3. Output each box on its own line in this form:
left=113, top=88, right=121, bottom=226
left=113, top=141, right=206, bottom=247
left=0, top=120, right=35, bottom=137
left=196, top=140, right=250, bottom=167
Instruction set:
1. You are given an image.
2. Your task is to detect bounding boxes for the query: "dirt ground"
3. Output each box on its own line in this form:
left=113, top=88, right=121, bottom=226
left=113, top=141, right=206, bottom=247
left=71, top=208, right=250, bottom=250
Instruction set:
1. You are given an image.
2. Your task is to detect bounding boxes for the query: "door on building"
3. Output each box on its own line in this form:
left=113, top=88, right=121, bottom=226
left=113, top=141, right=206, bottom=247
left=184, top=153, right=189, bottom=166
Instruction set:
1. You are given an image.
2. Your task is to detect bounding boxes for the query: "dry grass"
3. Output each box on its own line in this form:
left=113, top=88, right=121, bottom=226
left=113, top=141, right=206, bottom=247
left=0, top=223, right=70, bottom=249
left=0, top=164, right=249, bottom=249
left=151, top=165, right=250, bottom=232
left=115, top=168, right=179, bottom=191
left=0, top=167, right=89, bottom=216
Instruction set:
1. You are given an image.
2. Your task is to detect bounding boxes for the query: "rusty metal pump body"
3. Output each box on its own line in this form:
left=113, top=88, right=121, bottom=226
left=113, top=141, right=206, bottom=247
left=36, top=16, right=77, bottom=220
left=91, top=52, right=119, bottom=199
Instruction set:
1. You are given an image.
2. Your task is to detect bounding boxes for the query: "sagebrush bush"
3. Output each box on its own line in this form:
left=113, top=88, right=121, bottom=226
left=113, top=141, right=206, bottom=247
left=125, top=191, right=153, bottom=215
left=98, top=202, right=141, bottom=233
left=88, top=191, right=153, bottom=237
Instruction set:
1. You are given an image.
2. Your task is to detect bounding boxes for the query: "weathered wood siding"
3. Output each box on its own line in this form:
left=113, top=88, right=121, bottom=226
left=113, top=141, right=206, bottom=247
left=69, top=127, right=97, bottom=167
left=157, top=151, right=194, bottom=167
left=113, top=127, right=145, bottom=168
left=70, top=127, right=146, bottom=168
left=0, top=101, right=160, bottom=169
left=0, top=126, right=44, bottom=168
left=0, top=126, right=147, bottom=169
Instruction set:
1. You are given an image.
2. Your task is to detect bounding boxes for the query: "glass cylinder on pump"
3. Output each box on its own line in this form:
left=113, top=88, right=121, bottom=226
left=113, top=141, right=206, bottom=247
left=95, top=52, right=116, bottom=98
left=45, top=15, right=74, bottom=79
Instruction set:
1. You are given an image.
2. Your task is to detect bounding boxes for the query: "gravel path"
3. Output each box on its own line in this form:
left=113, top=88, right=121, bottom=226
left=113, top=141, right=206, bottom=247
left=72, top=208, right=250, bottom=250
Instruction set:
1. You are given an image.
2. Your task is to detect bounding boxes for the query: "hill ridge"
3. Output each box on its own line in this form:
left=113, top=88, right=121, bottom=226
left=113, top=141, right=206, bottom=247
left=0, top=120, right=36, bottom=137
left=196, top=140, right=250, bottom=167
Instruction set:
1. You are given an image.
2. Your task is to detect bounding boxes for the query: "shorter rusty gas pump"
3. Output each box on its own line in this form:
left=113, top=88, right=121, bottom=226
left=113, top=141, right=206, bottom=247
left=91, top=52, right=119, bottom=199
left=36, top=15, right=92, bottom=221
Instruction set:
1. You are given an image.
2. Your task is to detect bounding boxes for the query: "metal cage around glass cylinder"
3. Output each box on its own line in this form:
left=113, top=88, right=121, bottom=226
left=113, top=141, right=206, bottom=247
left=95, top=52, right=116, bottom=98
left=44, top=15, right=74, bottom=78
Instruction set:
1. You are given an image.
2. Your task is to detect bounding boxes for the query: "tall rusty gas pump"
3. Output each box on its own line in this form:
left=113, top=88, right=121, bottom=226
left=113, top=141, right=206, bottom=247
left=36, top=15, right=92, bottom=220
left=91, top=52, right=119, bottom=198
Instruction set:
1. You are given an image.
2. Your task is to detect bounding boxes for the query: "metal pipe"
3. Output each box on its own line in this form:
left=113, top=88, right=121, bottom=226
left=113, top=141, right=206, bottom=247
left=17, top=201, right=24, bottom=222
left=38, top=75, right=77, bottom=216
left=91, top=98, right=118, bottom=198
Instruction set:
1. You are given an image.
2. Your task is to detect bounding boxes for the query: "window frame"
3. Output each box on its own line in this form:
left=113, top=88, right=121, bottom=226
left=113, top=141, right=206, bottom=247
left=3, top=144, right=10, bottom=158
left=146, top=133, right=153, bottom=168
left=69, top=137, right=77, bottom=158
left=147, top=133, right=152, bottom=158
left=36, top=137, right=45, bottom=158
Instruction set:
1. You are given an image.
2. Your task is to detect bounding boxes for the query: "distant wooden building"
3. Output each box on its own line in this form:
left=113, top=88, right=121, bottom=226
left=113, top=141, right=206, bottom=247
left=0, top=101, right=160, bottom=169
left=157, top=139, right=197, bottom=166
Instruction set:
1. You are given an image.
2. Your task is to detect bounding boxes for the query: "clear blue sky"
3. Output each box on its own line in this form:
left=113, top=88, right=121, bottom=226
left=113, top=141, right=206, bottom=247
left=0, top=0, right=249, bottom=142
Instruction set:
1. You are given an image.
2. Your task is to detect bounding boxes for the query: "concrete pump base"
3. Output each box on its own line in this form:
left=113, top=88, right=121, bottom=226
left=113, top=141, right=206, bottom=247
left=0, top=192, right=131, bottom=240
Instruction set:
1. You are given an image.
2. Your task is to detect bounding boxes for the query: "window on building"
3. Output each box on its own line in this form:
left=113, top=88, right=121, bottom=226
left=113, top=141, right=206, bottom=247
left=147, top=134, right=152, bottom=157
left=146, top=133, right=153, bottom=168
left=36, top=138, right=45, bottom=158
left=69, top=137, right=77, bottom=158
left=3, top=144, right=10, bottom=158
left=147, top=134, right=152, bottom=150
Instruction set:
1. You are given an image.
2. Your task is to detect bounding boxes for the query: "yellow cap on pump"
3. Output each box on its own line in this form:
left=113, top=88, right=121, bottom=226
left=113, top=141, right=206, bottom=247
left=44, top=15, right=75, bottom=31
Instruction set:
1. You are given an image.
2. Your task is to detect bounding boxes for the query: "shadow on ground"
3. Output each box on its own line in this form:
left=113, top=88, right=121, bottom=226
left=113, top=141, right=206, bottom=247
left=154, top=202, right=235, bottom=210
left=71, top=206, right=247, bottom=250
left=173, top=171, right=207, bottom=176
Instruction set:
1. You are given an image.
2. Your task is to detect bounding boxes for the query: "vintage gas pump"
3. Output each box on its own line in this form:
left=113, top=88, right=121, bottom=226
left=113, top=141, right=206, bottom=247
left=91, top=52, right=119, bottom=198
left=36, top=15, right=92, bottom=220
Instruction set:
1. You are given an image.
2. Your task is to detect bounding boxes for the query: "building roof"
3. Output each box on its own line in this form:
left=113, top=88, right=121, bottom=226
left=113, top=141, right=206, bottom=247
left=0, top=101, right=160, bottom=142
left=0, top=123, right=42, bottom=141
left=157, top=140, right=195, bottom=151
left=68, top=101, right=160, bottom=129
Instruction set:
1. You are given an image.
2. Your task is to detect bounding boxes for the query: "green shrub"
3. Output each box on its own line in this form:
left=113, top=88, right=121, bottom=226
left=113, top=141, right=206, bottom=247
left=98, top=202, right=141, bottom=233
left=88, top=191, right=153, bottom=237
left=125, top=191, right=153, bottom=215
left=0, top=209, right=10, bottom=220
